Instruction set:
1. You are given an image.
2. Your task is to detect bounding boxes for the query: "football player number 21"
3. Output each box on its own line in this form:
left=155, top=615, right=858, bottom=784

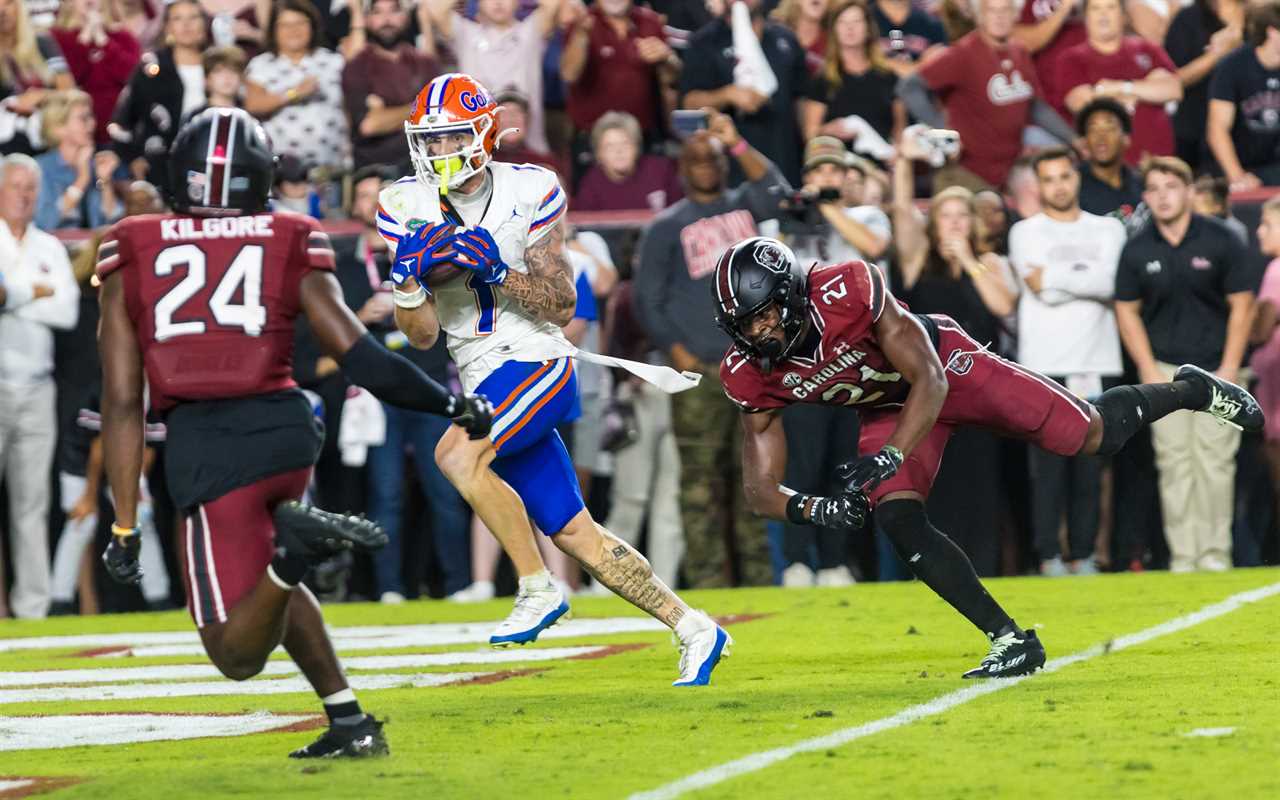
left=154, top=244, right=267, bottom=341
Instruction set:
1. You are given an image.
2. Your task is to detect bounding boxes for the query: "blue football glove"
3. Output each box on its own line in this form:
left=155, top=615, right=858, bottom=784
left=452, top=227, right=509, bottom=285
left=391, top=221, right=457, bottom=285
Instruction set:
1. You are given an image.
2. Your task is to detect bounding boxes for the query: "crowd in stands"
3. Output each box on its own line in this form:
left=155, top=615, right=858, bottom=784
left=2, top=0, right=1280, bottom=618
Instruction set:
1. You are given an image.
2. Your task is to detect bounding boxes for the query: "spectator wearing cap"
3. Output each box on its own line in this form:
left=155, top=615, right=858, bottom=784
left=244, top=0, right=349, bottom=172
left=769, top=135, right=889, bottom=266
left=559, top=0, right=678, bottom=148
left=341, top=0, right=440, bottom=172
left=1163, top=0, right=1244, bottom=172
left=872, top=0, right=946, bottom=76
left=108, top=0, right=208, bottom=182
left=1058, top=0, right=1181, bottom=166
left=573, top=111, right=681, bottom=211
left=272, top=154, right=322, bottom=217
left=1114, top=156, right=1256, bottom=573
left=899, top=0, right=1077, bottom=192
left=1207, top=0, right=1280, bottom=192
left=1076, top=97, right=1143, bottom=223
left=490, top=89, right=565, bottom=178
left=423, top=0, right=563, bottom=155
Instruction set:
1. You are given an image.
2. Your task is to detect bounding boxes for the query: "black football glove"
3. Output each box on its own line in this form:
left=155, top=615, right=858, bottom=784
left=807, top=492, right=869, bottom=532
left=836, top=446, right=905, bottom=494
left=103, top=530, right=144, bottom=585
left=447, top=392, right=494, bottom=440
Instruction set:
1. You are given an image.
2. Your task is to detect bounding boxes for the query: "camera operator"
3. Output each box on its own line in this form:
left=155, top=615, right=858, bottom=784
left=769, top=136, right=890, bottom=268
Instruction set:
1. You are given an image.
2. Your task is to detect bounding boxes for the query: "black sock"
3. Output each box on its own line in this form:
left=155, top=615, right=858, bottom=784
left=876, top=499, right=1014, bottom=639
left=1093, top=381, right=1207, bottom=456
left=324, top=698, right=364, bottom=726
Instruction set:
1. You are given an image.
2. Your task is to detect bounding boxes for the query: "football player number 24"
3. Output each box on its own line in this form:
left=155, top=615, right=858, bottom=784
left=153, top=244, right=267, bottom=341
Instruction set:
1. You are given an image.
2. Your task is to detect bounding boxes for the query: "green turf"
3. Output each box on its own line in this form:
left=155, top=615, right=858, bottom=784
left=0, top=569, right=1276, bottom=799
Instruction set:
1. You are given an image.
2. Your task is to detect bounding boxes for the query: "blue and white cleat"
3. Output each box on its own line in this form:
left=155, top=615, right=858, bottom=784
left=672, top=612, right=732, bottom=687
left=489, top=574, right=570, bottom=648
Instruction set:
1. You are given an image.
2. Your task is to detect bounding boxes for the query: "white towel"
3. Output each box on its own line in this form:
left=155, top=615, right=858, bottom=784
left=338, top=387, right=387, bottom=467
left=572, top=349, right=702, bottom=394
left=731, top=1, right=777, bottom=99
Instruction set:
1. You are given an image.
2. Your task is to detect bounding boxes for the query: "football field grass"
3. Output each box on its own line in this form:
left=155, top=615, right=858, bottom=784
left=0, top=568, right=1277, bottom=799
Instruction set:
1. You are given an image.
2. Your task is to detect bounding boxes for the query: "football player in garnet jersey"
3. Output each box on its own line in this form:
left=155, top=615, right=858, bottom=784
left=96, top=108, right=493, bottom=758
left=714, top=236, right=1263, bottom=678
left=380, top=73, right=730, bottom=685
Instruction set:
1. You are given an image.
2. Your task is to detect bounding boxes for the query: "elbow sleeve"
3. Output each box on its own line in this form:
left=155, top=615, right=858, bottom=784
left=339, top=333, right=455, bottom=417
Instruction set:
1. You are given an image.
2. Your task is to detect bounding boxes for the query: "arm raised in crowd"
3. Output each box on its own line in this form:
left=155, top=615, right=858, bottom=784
left=895, top=74, right=945, bottom=129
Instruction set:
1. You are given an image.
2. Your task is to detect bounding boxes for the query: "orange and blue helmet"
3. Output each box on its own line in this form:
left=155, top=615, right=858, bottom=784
left=405, top=73, right=507, bottom=193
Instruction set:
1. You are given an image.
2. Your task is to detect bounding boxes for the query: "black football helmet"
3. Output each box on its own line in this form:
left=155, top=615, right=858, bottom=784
left=162, top=107, right=274, bottom=217
left=712, top=236, right=810, bottom=370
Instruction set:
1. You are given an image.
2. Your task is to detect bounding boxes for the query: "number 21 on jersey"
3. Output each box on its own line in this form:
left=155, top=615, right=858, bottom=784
left=153, top=244, right=266, bottom=341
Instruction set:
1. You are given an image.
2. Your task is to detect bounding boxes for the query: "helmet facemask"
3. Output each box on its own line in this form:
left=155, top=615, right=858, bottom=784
left=719, top=290, right=810, bottom=374
left=406, top=115, right=495, bottom=194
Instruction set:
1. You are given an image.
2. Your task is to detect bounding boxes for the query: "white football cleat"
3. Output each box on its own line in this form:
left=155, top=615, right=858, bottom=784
left=673, top=611, right=732, bottom=687
left=489, top=574, right=569, bottom=647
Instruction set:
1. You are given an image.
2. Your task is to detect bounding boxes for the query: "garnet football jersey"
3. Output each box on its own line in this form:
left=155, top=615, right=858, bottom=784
left=95, top=211, right=336, bottom=412
left=720, top=260, right=909, bottom=413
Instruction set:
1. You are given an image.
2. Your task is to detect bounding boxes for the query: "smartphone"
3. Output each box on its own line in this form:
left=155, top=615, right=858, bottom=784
left=671, top=109, right=709, bottom=140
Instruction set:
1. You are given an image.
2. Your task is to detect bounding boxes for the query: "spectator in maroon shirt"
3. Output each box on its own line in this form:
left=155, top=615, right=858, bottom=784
left=899, top=0, right=1076, bottom=191
left=341, top=0, right=440, bottom=171
left=51, top=0, right=140, bottom=146
left=771, top=0, right=830, bottom=75
left=574, top=110, right=682, bottom=211
left=560, top=0, right=678, bottom=142
left=1013, top=0, right=1086, bottom=119
left=1059, top=0, right=1181, bottom=165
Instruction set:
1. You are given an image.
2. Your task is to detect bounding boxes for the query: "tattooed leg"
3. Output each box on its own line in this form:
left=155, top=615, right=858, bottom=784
left=553, top=510, right=689, bottom=629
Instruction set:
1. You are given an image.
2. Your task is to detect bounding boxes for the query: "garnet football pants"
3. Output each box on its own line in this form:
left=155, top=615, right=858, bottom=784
left=859, top=317, right=1093, bottom=505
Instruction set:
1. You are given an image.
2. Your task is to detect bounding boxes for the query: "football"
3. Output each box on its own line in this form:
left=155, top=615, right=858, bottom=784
left=425, top=262, right=468, bottom=287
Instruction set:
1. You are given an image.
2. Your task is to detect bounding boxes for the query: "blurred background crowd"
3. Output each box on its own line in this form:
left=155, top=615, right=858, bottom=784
left=2, top=0, right=1280, bottom=619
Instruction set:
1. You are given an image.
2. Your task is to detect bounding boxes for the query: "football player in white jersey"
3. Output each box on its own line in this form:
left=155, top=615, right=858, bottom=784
left=376, top=73, right=730, bottom=685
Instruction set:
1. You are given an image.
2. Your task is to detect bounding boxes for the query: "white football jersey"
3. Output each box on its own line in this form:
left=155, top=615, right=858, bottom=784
left=376, top=162, right=574, bottom=390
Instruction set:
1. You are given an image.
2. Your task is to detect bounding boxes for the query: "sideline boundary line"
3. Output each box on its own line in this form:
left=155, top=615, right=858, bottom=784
left=629, top=581, right=1280, bottom=800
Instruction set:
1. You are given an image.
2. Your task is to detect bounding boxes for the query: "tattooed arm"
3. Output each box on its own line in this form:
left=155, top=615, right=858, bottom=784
left=504, top=222, right=577, bottom=327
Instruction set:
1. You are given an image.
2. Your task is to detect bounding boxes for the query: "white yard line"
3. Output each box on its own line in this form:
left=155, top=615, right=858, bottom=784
left=629, top=580, right=1280, bottom=800
left=0, top=646, right=605, bottom=687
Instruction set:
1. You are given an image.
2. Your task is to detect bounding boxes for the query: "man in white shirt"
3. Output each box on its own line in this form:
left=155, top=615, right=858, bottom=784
left=1008, top=147, right=1125, bottom=577
left=0, top=153, right=80, bottom=618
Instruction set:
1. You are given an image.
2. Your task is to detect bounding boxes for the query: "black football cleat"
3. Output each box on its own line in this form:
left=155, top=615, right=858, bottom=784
left=1174, top=364, right=1265, bottom=433
left=289, top=714, right=389, bottom=759
left=273, top=501, right=389, bottom=562
left=962, top=629, right=1046, bottom=679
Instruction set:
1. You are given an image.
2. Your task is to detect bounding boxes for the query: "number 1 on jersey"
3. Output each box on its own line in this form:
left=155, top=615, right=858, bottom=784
left=466, top=272, right=497, bottom=335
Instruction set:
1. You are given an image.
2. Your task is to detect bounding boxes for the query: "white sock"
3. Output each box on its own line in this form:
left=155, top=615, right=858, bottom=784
left=518, top=570, right=553, bottom=593
left=675, top=609, right=712, bottom=639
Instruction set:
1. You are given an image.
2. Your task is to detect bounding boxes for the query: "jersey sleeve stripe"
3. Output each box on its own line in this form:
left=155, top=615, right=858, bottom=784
left=537, top=185, right=561, bottom=210
left=95, top=236, right=123, bottom=278
left=376, top=204, right=407, bottom=234
left=866, top=262, right=886, bottom=321
left=529, top=199, right=566, bottom=233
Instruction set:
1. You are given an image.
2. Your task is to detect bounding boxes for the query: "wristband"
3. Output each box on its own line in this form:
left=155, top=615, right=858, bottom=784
left=1123, top=80, right=1133, bottom=95
left=882, top=444, right=904, bottom=465
left=785, top=493, right=813, bottom=526
left=65, top=184, right=84, bottom=203
left=729, top=138, right=749, bottom=157
left=393, top=285, right=428, bottom=308
left=111, top=523, right=140, bottom=537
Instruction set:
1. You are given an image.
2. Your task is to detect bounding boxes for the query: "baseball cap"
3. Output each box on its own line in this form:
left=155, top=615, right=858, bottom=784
left=803, top=136, right=850, bottom=173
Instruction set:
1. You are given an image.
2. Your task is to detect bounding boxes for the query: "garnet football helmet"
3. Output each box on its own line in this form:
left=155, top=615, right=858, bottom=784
left=163, top=107, right=274, bottom=217
left=712, top=237, right=810, bottom=370
left=405, top=73, right=512, bottom=192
